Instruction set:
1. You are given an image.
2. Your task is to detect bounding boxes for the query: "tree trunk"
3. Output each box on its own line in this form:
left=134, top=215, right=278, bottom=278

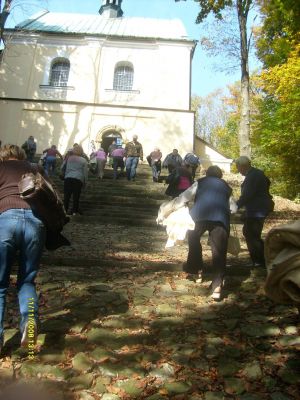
left=237, top=0, right=251, bottom=157
left=0, top=0, right=12, bottom=46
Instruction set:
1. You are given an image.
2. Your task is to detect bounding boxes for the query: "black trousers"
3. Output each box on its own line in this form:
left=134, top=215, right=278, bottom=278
left=243, top=217, right=265, bottom=264
left=185, top=221, right=228, bottom=290
left=64, top=178, right=83, bottom=214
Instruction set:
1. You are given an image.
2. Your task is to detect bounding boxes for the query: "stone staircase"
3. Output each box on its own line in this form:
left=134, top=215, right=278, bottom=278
left=3, top=161, right=299, bottom=400
left=42, top=163, right=181, bottom=269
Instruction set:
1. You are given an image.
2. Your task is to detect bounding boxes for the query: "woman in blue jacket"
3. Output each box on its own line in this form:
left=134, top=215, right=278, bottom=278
left=184, top=165, right=232, bottom=300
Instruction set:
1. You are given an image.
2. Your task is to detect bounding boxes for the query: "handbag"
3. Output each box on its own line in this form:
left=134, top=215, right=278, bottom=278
left=227, top=224, right=241, bottom=256
left=18, top=171, right=69, bottom=233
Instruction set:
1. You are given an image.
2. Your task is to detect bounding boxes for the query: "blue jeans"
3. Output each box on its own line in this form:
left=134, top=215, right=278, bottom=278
left=126, top=157, right=139, bottom=180
left=0, top=209, right=46, bottom=338
left=45, top=156, right=56, bottom=176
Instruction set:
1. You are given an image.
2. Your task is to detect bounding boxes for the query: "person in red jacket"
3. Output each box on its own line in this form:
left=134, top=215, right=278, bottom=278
left=43, top=144, right=63, bottom=176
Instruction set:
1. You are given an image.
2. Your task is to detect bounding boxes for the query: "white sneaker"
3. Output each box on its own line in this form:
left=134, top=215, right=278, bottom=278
left=195, top=272, right=203, bottom=283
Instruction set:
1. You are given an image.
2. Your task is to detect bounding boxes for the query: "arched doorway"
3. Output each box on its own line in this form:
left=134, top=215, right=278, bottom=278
left=96, top=126, right=124, bottom=153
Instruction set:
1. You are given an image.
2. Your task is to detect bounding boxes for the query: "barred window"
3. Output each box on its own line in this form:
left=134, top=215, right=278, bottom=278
left=113, top=64, right=134, bottom=91
left=49, top=59, right=70, bottom=87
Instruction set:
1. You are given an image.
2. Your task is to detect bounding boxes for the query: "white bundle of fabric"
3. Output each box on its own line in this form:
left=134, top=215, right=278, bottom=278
left=156, top=183, right=197, bottom=248
left=161, top=206, right=195, bottom=248
left=264, top=219, right=300, bottom=304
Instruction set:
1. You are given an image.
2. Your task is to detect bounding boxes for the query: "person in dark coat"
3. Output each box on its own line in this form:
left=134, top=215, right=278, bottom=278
left=184, top=165, right=232, bottom=300
left=235, top=156, right=274, bottom=268
left=165, top=163, right=193, bottom=198
left=162, top=149, right=183, bottom=174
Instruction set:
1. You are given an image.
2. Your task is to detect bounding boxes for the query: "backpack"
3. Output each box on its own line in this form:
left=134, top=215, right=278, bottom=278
left=18, top=172, right=69, bottom=233
left=184, top=153, right=199, bottom=166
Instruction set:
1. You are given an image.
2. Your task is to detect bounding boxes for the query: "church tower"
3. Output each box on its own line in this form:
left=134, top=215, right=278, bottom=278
left=99, top=0, right=123, bottom=18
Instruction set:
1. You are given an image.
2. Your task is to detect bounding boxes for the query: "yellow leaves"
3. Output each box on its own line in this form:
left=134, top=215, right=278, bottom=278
left=259, top=44, right=300, bottom=102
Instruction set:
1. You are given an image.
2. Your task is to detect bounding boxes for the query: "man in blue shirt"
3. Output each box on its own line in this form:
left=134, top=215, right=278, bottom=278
left=235, top=156, right=273, bottom=268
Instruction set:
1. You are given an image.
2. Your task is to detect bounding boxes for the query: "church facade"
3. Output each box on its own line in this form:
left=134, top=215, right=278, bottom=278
left=0, top=0, right=197, bottom=157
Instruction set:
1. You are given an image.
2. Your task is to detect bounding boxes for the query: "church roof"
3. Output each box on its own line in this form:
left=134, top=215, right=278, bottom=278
left=15, top=11, right=192, bottom=42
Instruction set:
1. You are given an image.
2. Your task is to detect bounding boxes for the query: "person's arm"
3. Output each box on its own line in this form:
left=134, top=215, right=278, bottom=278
left=162, top=154, right=169, bottom=168
left=139, top=144, right=143, bottom=161
left=124, top=143, right=129, bottom=157
left=83, top=160, right=88, bottom=185
left=236, top=173, right=258, bottom=208
left=175, top=181, right=197, bottom=205
left=157, top=182, right=198, bottom=224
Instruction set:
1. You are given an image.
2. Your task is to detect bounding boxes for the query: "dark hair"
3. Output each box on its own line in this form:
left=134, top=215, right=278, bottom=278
left=206, top=165, right=223, bottom=178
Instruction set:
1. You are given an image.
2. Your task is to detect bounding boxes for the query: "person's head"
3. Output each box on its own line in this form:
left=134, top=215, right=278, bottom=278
left=51, top=145, right=57, bottom=150
left=206, top=165, right=223, bottom=179
left=132, top=134, right=138, bottom=142
left=172, top=149, right=178, bottom=155
left=28, top=135, right=34, bottom=141
left=72, top=144, right=83, bottom=156
left=235, top=156, right=251, bottom=176
left=183, top=162, right=192, bottom=171
left=0, top=144, right=26, bottom=161
left=154, top=147, right=159, bottom=152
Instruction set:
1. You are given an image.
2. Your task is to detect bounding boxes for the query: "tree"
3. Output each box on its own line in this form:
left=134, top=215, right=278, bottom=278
left=252, top=45, right=300, bottom=199
left=255, top=0, right=300, bottom=67
left=251, top=0, right=300, bottom=199
left=176, top=0, right=253, bottom=157
left=191, top=85, right=241, bottom=159
left=0, top=0, right=12, bottom=46
left=0, top=0, right=45, bottom=49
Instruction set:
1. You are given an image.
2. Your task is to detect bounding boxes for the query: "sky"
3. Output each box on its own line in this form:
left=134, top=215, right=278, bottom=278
left=5, top=0, right=254, bottom=97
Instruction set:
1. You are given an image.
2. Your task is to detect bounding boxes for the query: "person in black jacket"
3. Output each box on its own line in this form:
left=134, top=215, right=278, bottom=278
left=235, top=156, right=274, bottom=268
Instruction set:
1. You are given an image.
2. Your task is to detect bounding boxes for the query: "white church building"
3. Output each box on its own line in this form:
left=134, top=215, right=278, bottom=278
left=0, top=0, right=232, bottom=170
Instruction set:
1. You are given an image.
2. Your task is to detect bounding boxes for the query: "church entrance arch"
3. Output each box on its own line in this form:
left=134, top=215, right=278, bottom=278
left=96, top=125, right=124, bottom=153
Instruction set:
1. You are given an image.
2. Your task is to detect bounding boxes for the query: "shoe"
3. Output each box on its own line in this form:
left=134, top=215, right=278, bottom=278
left=244, top=262, right=265, bottom=268
left=253, top=262, right=265, bottom=268
left=186, top=273, right=197, bottom=282
left=195, top=272, right=203, bottom=283
left=211, top=286, right=222, bottom=301
left=210, top=280, right=224, bottom=301
left=186, top=273, right=202, bottom=283
left=21, top=320, right=37, bottom=348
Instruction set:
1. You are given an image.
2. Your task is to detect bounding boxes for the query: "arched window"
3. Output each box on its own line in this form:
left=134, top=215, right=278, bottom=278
left=113, top=63, right=134, bottom=91
left=49, top=59, right=70, bottom=87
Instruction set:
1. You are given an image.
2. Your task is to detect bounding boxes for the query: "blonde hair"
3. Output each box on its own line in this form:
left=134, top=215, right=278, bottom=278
left=0, top=144, right=26, bottom=161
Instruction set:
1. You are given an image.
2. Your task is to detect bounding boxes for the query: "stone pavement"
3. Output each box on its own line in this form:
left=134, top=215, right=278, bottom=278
left=0, top=165, right=299, bottom=400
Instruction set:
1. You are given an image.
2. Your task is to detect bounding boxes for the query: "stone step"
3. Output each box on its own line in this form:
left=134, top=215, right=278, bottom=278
left=40, top=256, right=258, bottom=277
left=67, top=214, right=158, bottom=226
